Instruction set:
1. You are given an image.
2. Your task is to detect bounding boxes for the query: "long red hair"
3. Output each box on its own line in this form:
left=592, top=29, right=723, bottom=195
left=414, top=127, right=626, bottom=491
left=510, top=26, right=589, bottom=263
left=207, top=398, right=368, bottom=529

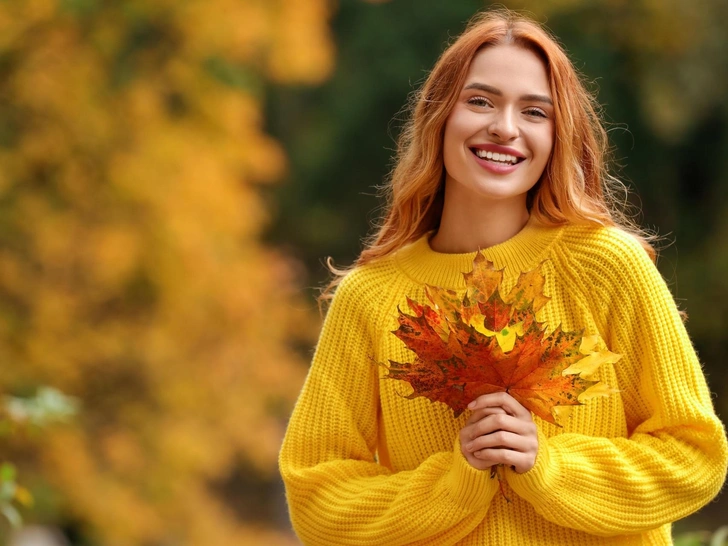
left=322, top=8, right=654, bottom=302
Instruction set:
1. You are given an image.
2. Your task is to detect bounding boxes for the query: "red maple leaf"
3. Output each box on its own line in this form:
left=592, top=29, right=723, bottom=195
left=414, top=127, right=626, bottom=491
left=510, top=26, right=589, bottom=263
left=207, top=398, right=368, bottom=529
left=385, top=253, right=620, bottom=425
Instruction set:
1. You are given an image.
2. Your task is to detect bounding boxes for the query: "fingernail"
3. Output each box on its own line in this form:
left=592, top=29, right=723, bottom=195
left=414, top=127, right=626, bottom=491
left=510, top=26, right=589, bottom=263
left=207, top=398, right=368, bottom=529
left=466, top=442, right=473, bottom=450
left=468, top=400, right=476, bottom=409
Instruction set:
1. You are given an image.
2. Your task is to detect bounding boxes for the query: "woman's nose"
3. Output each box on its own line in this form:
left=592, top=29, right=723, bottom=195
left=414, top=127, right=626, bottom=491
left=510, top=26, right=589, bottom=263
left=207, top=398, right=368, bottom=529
left=488, top=108, right=518, bottom=141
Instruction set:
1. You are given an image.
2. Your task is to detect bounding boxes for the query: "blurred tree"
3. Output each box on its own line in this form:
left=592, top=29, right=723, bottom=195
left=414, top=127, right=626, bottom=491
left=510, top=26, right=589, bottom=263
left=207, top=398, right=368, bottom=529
left=0, top=387, right=78, bottom=529
left=265, top=0, right=728, bottom=534
left=265, top=0, right=485, bottom=282
left=0, top=0, right=332, bottom=543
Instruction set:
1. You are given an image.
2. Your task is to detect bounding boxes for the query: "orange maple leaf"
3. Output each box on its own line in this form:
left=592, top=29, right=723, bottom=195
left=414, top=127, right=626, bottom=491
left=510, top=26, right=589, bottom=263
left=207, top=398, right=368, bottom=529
left=386, top=253, right=621, bottom=425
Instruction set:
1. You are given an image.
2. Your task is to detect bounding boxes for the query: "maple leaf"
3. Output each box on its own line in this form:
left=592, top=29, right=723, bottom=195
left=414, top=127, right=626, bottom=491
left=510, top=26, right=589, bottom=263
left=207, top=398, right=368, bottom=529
left=385, top=253, right=621, bottom=425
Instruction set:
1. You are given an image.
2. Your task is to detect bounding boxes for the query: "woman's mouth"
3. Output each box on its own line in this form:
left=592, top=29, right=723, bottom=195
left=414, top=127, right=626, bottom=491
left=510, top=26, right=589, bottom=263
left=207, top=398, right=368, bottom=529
left=470, top=148, right=525, bottom=165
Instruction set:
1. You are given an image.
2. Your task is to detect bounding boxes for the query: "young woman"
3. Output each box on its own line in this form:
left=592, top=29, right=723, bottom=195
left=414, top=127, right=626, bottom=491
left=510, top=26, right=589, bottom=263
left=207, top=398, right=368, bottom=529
left=279, top=9, right=727, bottom=545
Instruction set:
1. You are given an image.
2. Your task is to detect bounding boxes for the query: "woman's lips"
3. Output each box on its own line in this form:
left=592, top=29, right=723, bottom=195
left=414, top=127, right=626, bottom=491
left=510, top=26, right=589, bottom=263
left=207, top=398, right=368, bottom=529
left=470, top=148, right=523, bottom=174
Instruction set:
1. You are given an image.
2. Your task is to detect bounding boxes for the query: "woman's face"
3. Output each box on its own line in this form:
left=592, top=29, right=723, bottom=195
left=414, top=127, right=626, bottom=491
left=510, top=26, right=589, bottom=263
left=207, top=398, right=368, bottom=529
left=442, top=44, right=554, bottom=209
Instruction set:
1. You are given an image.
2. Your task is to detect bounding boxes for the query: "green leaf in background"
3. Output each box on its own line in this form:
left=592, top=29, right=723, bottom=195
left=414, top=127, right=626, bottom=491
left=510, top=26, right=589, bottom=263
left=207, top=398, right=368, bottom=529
left=674, top=527, right=728, bottom=546
left=0, top=476, right=16, bottom=502
left=711, top=527, right=728, bottom=546
left=0, top=504, right=21, bottom=529
left=0, top=463, right=16, bottom=484
left=0, top=462, right=20, bottom=528
left=4, top=387, right=79, bottom=427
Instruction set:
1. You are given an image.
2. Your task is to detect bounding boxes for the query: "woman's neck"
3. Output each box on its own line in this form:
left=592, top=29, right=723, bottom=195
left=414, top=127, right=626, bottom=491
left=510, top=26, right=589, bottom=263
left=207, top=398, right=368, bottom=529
left=429, top=187, right=530, bottom=254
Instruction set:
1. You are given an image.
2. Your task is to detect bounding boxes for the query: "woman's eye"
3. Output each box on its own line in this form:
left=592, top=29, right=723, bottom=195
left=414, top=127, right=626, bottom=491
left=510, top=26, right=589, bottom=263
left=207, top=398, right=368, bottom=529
left=467, top=96, right=491, bottom=107
left=525, top=107, right=548, bottom=119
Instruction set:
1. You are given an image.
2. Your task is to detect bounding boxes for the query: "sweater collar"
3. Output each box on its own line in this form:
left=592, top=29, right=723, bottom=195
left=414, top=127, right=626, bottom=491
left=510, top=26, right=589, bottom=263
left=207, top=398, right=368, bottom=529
left=394, top=216, right=563, bottom=289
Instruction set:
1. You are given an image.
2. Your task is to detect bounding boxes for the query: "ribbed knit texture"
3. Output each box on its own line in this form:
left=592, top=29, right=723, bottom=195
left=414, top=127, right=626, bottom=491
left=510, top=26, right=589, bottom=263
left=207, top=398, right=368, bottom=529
left=280, top=217, right=728, bottom=545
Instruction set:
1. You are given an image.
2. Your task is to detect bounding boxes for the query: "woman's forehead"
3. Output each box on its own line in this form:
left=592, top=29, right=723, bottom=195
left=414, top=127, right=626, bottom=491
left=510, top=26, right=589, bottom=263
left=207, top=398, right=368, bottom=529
left=463, top=44, right=551, bottom=98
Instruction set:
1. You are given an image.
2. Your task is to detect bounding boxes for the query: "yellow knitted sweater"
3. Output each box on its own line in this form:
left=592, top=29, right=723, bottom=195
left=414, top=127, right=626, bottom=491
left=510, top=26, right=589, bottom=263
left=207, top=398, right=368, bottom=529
left=280, top=219, right=728, bottom=545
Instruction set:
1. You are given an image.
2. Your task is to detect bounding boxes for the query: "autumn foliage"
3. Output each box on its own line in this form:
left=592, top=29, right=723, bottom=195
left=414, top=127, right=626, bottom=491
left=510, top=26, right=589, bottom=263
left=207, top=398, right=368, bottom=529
left=0, top=0, right=332, bottom=543
left=386, top=254, right=621, bottom=424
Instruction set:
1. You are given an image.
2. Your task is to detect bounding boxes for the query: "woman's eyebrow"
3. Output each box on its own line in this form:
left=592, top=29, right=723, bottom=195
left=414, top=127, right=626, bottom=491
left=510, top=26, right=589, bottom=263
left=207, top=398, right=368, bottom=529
left=463, top=82, right=554, bottom=106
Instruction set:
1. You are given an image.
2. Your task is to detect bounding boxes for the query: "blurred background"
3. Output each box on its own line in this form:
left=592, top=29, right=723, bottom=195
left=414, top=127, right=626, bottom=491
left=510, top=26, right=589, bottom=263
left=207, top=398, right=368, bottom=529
left=0, top=0, right=725, bottom=544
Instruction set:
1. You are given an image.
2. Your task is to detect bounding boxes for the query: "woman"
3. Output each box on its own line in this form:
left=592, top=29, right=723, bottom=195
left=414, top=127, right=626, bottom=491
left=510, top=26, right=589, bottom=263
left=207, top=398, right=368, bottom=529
left=279, top=9, right=727, bottom=545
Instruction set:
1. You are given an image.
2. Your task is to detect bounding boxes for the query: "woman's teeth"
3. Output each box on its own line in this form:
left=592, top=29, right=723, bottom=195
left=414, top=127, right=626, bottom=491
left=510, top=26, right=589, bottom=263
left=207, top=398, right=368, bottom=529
left=473, top=149, right=520, bottom=165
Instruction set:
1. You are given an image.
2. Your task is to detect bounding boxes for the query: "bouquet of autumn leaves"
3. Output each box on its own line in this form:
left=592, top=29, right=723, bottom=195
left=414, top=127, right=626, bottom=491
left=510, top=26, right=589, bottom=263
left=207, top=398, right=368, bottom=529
left=385, top=253, right=621, bottom=426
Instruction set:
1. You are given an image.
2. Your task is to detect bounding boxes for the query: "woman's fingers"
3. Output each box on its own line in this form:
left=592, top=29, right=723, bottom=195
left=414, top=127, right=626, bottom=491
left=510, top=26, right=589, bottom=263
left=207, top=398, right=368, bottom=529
left=465, top=428, right=537, bottom=455
left=471, top=448, right=535, bottom=474
left=464, top=412, right=535, bottom=441
left=468, top=391, right=531, bottom=419
left=465, top=405, right=506, bottom=425
left=460, top=451, right=493, bottom=471
left=460, top=393, right=539, bottom=474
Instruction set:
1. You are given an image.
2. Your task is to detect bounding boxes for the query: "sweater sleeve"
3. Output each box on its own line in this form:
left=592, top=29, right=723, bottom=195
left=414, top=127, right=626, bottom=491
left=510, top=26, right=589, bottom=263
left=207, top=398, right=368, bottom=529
left=279, top=269, right=498, bottom=546
left=506, top=229, right=728, bottom=536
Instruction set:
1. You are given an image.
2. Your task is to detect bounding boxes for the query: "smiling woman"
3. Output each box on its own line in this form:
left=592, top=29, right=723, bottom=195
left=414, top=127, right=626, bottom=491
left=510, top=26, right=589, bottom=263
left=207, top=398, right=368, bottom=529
left=279, top=8, right=728, bottom=546
left=434, top=44, right=555, bottom=253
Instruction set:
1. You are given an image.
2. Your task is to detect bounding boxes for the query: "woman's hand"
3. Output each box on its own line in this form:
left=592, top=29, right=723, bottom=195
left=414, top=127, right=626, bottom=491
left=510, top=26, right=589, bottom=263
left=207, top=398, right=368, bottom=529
left=459, top=392, right=538, bottom=473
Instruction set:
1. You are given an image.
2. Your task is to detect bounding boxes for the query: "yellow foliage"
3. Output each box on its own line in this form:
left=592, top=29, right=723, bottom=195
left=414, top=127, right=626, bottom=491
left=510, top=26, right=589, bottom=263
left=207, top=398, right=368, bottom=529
left=267, top=0, right=336, bottom=83
left=0, top=0, right=331, bottom=543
